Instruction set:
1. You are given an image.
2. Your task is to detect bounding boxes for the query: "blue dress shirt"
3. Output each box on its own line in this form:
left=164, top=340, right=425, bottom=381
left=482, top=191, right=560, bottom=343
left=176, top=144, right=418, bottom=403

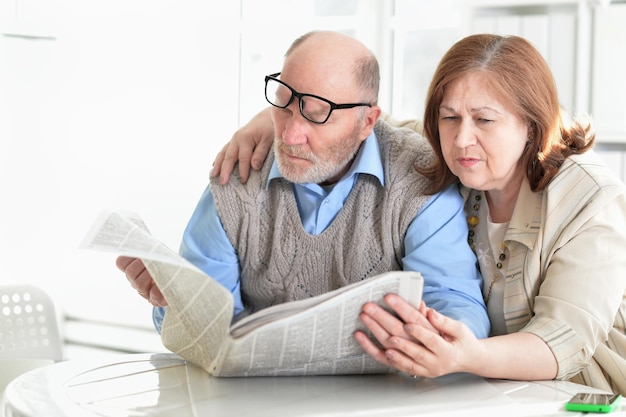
left=154, top=131, right=489, bottom=338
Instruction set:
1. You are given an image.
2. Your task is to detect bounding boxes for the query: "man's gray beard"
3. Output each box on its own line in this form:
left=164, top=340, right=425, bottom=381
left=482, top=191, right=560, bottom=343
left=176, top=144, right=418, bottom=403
left=274, top=138, right=362, bottom=184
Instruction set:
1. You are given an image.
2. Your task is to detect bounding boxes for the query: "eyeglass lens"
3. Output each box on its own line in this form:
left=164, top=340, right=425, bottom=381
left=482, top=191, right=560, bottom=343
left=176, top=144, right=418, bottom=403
left=265, top=78, right=332, bottom=123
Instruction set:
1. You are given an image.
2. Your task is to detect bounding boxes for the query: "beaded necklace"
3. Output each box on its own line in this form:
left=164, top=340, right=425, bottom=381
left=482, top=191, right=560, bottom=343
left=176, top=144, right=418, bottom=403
left=467, top=193, right=508, bottom=304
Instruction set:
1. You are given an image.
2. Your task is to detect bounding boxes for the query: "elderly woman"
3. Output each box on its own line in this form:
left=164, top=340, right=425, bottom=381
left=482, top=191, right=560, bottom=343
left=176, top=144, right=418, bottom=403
left=213, top=34, right=626, bottom=394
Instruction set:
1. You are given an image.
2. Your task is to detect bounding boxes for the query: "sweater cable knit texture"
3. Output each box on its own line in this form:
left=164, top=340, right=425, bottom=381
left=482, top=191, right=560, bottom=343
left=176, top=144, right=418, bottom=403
left=211, top=120, right=435, bottom=314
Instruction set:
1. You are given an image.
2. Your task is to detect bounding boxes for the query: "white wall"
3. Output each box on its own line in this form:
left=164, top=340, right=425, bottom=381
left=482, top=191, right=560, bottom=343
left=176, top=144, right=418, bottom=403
left=2, top=0, right=625, bottom=355
left=0, top=0, right=241, bottom=333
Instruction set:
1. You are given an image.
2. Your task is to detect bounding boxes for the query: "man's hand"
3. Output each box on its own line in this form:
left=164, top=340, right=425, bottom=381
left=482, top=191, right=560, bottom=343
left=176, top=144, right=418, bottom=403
left=116, top=256, right=167, bottom=307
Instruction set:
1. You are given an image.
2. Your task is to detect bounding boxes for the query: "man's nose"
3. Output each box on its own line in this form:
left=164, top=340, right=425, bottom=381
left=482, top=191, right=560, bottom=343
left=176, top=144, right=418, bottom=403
left=281, top=101, right=309, bottom=145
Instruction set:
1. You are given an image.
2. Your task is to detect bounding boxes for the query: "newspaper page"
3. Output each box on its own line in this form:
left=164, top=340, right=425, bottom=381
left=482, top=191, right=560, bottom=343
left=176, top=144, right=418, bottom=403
left=215, top=270, right=423, bottom=376
left=81, top=210, right=424, bottom=377
left=80, top=210, right=233, bottom=371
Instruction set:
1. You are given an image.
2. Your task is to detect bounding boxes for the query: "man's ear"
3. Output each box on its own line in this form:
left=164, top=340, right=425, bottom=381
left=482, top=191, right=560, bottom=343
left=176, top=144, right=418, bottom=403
left=360, top=104, right=382, bottom=139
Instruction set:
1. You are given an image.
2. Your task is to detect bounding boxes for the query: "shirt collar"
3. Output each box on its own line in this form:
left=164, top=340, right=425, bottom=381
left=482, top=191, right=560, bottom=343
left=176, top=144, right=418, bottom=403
left=508, top=178, right=542, bottom=250
left=267, top=129, right=384, bottom=188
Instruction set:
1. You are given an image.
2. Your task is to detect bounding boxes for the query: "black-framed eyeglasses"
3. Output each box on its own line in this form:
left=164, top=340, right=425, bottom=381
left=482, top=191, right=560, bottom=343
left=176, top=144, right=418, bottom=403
left=264, top=72, right=372, bottom=124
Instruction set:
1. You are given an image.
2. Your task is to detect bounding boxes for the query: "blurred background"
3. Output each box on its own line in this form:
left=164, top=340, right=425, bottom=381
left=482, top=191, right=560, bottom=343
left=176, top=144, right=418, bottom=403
left=1, top=0, right=624, bottom=359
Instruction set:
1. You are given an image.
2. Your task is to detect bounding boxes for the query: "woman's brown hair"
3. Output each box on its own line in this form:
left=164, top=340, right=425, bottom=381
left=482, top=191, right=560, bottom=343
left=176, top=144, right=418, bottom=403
left=420, top=34, right=594, bottom=194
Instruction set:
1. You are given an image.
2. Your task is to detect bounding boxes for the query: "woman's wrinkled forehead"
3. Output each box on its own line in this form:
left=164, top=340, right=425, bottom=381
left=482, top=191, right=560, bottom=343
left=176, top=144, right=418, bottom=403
left=441, top=73, right=497, bottom=104
left=440, top=72, right=523, bottom=118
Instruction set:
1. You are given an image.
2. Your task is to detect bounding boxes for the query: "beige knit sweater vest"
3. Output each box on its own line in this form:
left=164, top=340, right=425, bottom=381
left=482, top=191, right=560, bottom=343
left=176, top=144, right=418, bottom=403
left=211, top=120, right=435, bottom=315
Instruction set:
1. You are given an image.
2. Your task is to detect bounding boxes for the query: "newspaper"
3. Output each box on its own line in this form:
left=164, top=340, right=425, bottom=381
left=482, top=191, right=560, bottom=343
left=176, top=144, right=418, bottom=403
left=80, top=210, right=424, bottom=377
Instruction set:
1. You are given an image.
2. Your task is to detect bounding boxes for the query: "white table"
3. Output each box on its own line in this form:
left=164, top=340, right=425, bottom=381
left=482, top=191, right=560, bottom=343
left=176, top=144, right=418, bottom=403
left=2, top=353, right=623, bottom=417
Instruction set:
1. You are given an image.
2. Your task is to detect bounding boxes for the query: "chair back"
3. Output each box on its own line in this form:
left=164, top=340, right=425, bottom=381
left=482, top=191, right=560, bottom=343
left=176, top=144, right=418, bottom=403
left=0, top=284, right=63, bottom=362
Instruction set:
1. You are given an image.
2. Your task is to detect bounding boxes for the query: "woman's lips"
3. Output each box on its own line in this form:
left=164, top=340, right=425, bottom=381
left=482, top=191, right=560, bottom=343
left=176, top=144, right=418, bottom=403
left=457, top=157, right=480, bottom=168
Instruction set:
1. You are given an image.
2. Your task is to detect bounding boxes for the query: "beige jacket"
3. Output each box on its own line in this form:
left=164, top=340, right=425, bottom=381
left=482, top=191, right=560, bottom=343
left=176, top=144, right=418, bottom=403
left=384, top=115, right=626, bottom=394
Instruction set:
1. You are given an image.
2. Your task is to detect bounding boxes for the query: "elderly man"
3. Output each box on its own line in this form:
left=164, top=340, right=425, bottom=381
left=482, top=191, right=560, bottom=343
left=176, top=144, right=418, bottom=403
left=117, top=30, right=489, bottom=340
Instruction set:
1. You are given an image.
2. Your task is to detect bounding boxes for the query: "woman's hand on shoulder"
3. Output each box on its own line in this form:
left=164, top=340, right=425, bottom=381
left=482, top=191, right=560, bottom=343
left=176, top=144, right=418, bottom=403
left=212, top=107, right=274, bottom=184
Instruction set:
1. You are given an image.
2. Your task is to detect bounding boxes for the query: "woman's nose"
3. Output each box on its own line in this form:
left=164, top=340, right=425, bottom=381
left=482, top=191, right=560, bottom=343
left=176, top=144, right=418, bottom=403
left=454, top=120, right=477, bottom=147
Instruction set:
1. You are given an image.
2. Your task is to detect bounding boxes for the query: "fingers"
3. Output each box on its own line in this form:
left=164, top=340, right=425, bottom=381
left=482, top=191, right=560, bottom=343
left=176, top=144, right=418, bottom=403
left=251, top=135, right=273, bottom=171
left=357, top=300, right=429, bottom=374
left=115, top=255, right=134, bottom=271
left=379, top=323, right=452, bottom=378
left=418, top=300, right=428, bottom=315
left=360, top=295, right=436, bottom=338
left=357, top=296, right=433, bottom=353
left=357, top=297, right=466, bottom=378
left=211, top=146, right=226, bottom=178
left=424, top=308, right=466, bottom=342
left=354, top=327, right=434, bottom=378
left=384, top=294, right=430, bottom=327
left=358, top=308, right=395, bottom=351
left=398, top=310, right=474, bottom=377
left=358, top=300, right=473, bottom=378
left=216, top=143, right=240, bottom=185
left=146, top=284, right=167, bottom=307
left=115, top=256, right=168, bottom=307
left=385, top=341, right=432, bottom=378
left=212, top=137, right=257, bottom=185
left=354, top=330, right=391, bottom=365
left=234, top=141, right=257, bottom=184
left=360, top=301, right=408, bottom=340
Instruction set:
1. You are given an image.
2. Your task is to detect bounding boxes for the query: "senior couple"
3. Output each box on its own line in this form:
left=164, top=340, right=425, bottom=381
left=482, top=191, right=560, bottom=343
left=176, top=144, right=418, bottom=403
left=117, top=30, right=626, bottom=394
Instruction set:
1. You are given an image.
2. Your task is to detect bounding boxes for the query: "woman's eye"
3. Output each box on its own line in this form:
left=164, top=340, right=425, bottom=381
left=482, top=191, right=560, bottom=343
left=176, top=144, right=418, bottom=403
left=478, top=118, right=493, bottom=123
